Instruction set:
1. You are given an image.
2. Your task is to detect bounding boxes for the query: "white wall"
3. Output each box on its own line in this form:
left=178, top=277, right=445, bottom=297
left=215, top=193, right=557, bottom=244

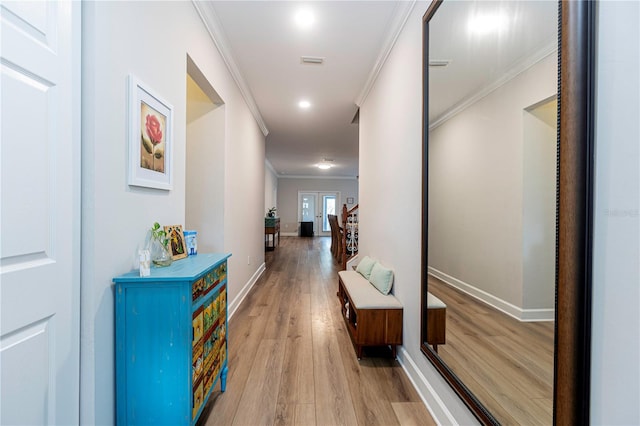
left=186, top=98, right=225, bottom=253
left=522, top=100, right=557, bottom=310
left=358, top=3, right=477, bottom=424
left=277, top=177, right=358, bottom=235
left=265, top=160, right=278, bottom=215
left=428, top=53, right=557, bottom=315
left=81, top=2, right=265, bottom=424
left=591, top=0, right=640, bottom=423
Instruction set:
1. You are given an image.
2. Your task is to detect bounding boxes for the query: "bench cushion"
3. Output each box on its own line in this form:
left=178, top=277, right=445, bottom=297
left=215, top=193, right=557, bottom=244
left=339, top=271, right=402, bottom=309
left=355, top=255, right=377, bottom=280
left=427, top=292, right=446, bottom=309
left=369, top=262, right=394, bottom=295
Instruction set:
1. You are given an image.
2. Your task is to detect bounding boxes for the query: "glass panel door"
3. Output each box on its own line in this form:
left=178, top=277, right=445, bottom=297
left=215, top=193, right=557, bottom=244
left=298, top=191, right=339, bottom=237
left=299, top=192, right=317, bottom=236
left=301, top=194, right=316, bottom=222
left=322, top=194, right=336, bottom=233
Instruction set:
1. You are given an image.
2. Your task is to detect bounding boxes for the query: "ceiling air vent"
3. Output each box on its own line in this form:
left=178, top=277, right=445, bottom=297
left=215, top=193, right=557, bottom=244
left=429, top=59, right=451, bottom=67
left=301, top=56, right=325, bottom=65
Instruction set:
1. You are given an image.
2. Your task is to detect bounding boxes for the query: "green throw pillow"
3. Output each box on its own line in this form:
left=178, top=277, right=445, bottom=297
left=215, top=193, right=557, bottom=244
left=369, top=262, right=394, bottom=295
left=355, top=256, right=377, bottom=280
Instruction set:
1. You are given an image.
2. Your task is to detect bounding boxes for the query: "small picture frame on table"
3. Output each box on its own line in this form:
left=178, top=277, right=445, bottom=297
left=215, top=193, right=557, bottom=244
left=164, top=225, right=188, bottom=260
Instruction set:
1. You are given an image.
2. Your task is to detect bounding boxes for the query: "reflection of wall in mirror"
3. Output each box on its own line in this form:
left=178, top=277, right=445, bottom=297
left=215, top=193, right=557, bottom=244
left=523, top=97, right=557, bottom=311
left=427, top=52, right=557, bottom=320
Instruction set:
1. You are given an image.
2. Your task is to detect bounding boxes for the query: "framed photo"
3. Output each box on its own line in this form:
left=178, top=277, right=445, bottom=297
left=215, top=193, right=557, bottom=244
left=347, top=197, right=355, bottom=204
left=164, top=225, right=188, bottom=260
left=128, top=75, right=173, bottom=190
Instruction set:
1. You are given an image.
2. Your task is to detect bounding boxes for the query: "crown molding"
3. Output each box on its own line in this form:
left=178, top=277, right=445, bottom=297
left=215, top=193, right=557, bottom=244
left=192, top=1, right=269, bottom=137
left=429, top=41, right=558, bottom=131
left=355, top=0, right=417, bottom=107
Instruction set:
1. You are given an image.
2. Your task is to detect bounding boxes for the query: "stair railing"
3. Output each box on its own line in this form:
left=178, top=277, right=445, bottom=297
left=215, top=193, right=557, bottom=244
left=341, top=203, right=359, bottom=270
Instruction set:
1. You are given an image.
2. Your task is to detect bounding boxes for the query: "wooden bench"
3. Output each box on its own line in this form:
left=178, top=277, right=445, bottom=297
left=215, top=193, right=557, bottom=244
left=426, top=292, right=446, bottom=352
left=337, top=270, right=403, bottom=359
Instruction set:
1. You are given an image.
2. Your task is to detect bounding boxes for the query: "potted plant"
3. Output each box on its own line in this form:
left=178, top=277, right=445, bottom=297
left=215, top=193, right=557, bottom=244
left=267, top=207, right=277, bottom=218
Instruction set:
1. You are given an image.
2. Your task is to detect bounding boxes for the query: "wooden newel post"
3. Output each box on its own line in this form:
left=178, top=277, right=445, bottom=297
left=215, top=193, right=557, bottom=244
left=341, top=204, right=348, bottom=270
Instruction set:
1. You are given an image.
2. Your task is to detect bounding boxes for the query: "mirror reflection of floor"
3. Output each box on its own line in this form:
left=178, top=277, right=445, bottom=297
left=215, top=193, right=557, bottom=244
left=428, top=276, right=554, bottom=425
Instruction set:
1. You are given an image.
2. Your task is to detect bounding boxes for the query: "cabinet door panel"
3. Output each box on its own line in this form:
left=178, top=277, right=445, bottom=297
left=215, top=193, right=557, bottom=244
left=119, top=285, right=190, bottom=425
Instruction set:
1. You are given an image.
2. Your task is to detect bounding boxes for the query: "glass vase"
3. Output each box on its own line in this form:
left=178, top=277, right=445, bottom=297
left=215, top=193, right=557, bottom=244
left=150, top=237, right=173, bottom=267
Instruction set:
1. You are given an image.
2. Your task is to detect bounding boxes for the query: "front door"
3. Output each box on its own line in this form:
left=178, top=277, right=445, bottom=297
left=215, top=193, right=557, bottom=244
left=298, top=191, right=339, bottom=237
left=299, top=192, right=318, bottom=236
left=0, top=1, right=80, bottom=424
left=319, top=192, right=337, bottom=237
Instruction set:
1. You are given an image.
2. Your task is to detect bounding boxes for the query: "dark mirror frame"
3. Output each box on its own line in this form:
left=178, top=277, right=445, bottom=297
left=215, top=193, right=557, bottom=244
left=420, top=1, right=595, bottom=424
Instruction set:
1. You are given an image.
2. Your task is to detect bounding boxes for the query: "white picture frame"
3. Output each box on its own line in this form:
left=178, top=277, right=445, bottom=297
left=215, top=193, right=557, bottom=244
left=128, top=74, right=173, bottom=190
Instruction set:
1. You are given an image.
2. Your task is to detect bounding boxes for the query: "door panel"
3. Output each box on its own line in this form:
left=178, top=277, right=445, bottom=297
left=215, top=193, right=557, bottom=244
left=1, top=317, right=52, bottom=424
left=299, top=193, right=317, bottom=235
left=0, top=1, right=80, bottom=424
left=319, top=192, right=337, bottom=237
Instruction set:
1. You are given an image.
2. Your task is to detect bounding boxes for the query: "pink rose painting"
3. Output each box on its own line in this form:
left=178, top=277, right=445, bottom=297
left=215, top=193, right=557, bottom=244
left=140, top=101, right=167, bottom=173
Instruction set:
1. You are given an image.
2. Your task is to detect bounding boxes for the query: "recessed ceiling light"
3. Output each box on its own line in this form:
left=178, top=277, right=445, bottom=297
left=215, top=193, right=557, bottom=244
left=294, top=9, right=314, bottom=29
left=317, top=158, right=334, bottom=169
left=298, top=100, right=311, bottom=109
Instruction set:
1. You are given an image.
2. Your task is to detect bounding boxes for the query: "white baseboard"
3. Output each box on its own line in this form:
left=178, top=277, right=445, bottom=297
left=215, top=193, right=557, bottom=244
left=428, top=267, right=554, bottom=322
left=228, top=262, right=265, bottom=320
left=396, top=346, right=457, bottom=425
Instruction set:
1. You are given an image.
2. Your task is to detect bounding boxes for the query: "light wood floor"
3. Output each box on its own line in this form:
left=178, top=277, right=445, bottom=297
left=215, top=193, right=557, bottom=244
left=428, top=277, right=555, bottom=425
left=202, top=237, right=435, bottom=426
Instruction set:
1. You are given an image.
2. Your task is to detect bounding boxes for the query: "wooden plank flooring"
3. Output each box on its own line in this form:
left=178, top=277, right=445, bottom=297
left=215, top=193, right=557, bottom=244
left=428, top=276, right=554, bottom=425
left=203, top=237, right=435, bottom=426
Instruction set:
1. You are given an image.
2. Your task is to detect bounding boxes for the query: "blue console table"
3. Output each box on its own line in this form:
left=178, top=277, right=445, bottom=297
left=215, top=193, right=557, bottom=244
left=114, top=253, right=231, bottom=425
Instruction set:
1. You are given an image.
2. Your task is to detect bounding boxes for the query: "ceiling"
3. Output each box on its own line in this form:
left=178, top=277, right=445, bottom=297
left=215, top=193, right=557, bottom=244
left=203, top=1, right=414, bottom=178
left=201, top=1, right=557, bottom=178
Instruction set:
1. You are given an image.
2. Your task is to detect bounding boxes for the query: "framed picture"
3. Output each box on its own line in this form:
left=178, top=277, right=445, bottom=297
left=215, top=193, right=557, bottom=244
left=164, top=225, right=188, bottom=260
left=347, top=197, right=355, bottom=204
left=128, top=75, right=173, bottom=190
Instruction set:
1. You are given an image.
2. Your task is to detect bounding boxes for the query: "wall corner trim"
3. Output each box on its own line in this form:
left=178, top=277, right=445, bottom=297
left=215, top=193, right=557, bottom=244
left=265, top=159, right=278, bottom=176
left=191, top=1, right=269, bottom=137
left=355, top=0, right=416, bottom=107
left=228, top=262, right=266, bottom=319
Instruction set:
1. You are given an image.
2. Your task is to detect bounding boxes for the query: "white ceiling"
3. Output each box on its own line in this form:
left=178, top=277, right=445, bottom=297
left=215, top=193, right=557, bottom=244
left=205, top=0, right=413, bottom=178
left=202, top=1, right=558, bottom=178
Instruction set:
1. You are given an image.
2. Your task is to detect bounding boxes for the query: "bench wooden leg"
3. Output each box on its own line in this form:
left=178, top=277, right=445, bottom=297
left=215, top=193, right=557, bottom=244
left=391, top=345, right=397, bottom=359
left=356, top=345, right=363, bottom=360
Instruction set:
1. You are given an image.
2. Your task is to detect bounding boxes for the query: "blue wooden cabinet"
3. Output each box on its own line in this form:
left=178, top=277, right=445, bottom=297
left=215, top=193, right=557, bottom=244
left=114, top=253, right=231, bottom=425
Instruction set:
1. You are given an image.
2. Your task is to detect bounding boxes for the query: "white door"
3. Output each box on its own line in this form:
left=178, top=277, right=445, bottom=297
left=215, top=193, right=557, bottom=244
left=319, top=192, right=338, bottom=237
left=298, top=192, right=339, bottom=237
left=299, top=192, right=317, bottom=235
left=1, top=1, right=80, bottom=424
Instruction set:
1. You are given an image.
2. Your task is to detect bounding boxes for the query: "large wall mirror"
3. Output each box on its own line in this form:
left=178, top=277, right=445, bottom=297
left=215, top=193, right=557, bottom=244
left=420, top=1, right=594, bottom=424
